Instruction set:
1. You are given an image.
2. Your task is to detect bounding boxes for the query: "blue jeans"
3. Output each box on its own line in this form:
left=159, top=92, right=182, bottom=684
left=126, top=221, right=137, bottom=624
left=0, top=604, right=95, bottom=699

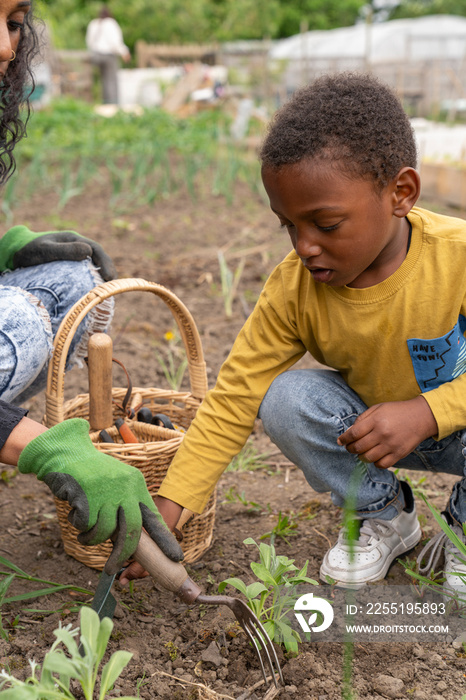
left=259, top=369, right=466, bottom=525
left=0, top=260, right=113, bottom=405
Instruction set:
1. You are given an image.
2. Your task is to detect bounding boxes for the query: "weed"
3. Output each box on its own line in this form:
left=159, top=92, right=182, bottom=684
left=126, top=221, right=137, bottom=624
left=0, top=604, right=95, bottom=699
left=164, top=641, right=179, bottom=662
left=205, top=573, right=217, bottom=587
left=260, top=511, right=300, bottom=545
left=136, top=672, right=149, bottom=696
left=0, top=467, right=16, bottom=485
left=56, top=163, right=82, bottom=210
left=219, top=537, right=317, bottom=655
left=217, top=250, right=245, bottom=318
left=394, top=469, right=441, bottom=499
left=0, top=575, right=15, bottom=641
left=226, top=439, right=270, bottom=472
left=0, top=556, right=93, bottom=641
left=154, top=328, right=188, bottom=391
left=222, top=486, right=269, bottom=514
left=0, top=606, right=136, bottom=699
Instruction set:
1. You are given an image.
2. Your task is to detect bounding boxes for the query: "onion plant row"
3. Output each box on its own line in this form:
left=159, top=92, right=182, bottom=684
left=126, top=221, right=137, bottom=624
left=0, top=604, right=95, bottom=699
left=5, top=98, right=262, bottom=217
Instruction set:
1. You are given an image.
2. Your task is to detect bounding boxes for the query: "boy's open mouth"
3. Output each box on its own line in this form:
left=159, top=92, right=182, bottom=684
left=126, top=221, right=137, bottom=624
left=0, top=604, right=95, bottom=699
left=308, top=268, right=334, bottom=284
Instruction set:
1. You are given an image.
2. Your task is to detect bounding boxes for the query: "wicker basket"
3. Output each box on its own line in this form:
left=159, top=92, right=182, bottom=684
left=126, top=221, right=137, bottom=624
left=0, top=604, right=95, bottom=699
left=44, top=277, right=215, bottom=570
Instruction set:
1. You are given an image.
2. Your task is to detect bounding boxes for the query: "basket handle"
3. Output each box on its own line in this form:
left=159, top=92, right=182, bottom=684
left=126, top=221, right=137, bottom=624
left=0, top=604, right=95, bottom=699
left=45, top=278, right=208, bottom=427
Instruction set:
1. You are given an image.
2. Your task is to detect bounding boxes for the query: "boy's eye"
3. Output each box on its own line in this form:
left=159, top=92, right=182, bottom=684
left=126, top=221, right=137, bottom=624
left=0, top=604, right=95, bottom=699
left=279, top=221, right=294, bottom=230
left=316, top=222, right=340, bottom=232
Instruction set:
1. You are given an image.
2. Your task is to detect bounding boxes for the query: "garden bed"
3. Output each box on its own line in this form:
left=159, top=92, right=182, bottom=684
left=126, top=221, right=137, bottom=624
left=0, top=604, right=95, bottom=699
left=0, top=170, right=465, bottom=699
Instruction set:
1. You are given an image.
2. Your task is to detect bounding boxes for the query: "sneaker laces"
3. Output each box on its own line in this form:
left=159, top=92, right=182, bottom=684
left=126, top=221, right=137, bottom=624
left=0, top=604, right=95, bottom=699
left=417, top=526, right=466, bottom=576
left=416, top=530, right=447, bottom=575
left=340, top=518, right=409, bottom=549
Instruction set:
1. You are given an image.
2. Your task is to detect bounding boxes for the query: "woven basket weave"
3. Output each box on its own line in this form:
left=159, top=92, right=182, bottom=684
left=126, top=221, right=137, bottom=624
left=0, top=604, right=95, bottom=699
left=44, top=277, right=215, bottom=570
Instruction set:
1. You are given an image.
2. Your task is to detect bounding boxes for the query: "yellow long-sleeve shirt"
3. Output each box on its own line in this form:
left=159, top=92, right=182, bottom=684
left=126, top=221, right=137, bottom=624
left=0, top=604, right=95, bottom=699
left=158, top=206, right=466, bottom=513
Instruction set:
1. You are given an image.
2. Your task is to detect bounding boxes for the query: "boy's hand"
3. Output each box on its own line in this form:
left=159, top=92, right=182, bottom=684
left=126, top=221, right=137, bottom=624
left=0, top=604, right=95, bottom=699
left=0, top=226, right=116, bottom=281
left=119, top=495, right=183, bottom=585
left=337, top=396, right=438, bottom=469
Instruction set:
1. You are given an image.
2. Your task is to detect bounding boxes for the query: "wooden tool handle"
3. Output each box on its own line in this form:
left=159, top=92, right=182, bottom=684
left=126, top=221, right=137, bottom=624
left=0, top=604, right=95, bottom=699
left=88, top=333, right=113, bottom=430
left=135, top=530, right=202, bottom=604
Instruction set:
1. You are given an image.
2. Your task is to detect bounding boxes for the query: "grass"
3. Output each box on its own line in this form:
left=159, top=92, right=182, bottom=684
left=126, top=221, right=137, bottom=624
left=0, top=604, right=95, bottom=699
left=226, top=439, right=270, bottom=472
left=0, top=556, right=93, bottom=640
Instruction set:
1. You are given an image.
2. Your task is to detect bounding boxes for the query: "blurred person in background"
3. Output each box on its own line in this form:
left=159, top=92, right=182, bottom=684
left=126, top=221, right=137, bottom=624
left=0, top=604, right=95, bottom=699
left=86, top=5, right=130, bottom=105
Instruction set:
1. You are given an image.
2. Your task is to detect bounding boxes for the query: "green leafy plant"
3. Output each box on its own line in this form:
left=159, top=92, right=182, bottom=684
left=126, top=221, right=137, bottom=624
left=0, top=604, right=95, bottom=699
left=0, top=556, right=93, bottom=641
left=219, top=537, right=317, bottom=655
left=260, top=510, right=300, bottom=545
left=0, top=606, right=136, bottom=699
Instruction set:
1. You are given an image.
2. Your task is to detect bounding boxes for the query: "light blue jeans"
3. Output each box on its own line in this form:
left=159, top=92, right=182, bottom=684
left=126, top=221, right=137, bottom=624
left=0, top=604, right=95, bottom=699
left=259, top=369, right=466, bottom=525
left=0, top=260, right=113, bottom=405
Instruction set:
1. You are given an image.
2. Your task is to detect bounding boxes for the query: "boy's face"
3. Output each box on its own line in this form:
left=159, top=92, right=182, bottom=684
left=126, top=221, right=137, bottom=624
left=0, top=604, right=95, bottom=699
left=262, top=158, right=411, bottom=289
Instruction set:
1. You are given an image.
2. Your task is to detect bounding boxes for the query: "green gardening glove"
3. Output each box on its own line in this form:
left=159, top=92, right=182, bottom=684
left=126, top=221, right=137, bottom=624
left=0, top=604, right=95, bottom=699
left=18, top=418, right=183, bottom=575
left=0, top=226, right=116, bottom=281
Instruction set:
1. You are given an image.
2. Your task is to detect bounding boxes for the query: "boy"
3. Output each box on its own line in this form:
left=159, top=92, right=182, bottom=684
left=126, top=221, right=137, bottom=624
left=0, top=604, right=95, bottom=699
left=127, top=72, right=466, bottom=590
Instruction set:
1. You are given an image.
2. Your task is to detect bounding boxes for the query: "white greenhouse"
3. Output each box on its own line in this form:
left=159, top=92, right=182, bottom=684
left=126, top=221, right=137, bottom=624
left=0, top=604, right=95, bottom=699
left=269, top=15, right=466, bottom=117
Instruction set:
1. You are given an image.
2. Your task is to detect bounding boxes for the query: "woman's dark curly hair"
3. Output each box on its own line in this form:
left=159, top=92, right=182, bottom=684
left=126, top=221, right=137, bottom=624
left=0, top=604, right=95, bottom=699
left=259, top=72, right=418, bottom=190
left=0, top=1, right=40, bottom=186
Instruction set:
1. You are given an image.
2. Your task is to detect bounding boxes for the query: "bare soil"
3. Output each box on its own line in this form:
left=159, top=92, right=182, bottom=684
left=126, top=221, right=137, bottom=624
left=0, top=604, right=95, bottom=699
left=0, top=177, right=465, bottom=699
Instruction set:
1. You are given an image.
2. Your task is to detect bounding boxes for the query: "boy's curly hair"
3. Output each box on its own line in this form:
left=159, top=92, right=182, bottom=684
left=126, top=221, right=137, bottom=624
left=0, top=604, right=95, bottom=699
left=259, top=72, right=417, bottom=189
left=0, top=3, right=40, bottom=186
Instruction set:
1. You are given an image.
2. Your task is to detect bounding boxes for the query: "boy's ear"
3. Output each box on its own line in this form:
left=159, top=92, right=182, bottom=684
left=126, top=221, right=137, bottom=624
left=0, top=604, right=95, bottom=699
left=391, top=167, right=421, bottom=217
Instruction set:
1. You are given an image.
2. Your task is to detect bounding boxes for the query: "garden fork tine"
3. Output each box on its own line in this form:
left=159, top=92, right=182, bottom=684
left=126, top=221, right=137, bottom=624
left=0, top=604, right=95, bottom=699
left=196, top=594, right=284, bottom=688
left=134, top=532, right=284, bottom=688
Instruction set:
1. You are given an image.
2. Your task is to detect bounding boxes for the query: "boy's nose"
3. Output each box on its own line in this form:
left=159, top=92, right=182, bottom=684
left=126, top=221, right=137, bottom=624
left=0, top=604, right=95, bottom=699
left=294, top=233, right=322, bottom=261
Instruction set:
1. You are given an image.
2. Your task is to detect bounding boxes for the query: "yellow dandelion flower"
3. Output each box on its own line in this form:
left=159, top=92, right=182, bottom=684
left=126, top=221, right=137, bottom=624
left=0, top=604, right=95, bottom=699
left=164, top=330, right=175, bottom=342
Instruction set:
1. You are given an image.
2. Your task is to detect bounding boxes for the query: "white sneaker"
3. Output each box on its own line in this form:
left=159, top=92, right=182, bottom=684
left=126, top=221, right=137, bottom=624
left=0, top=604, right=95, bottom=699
left=417, top=517, right=466, bottom=603
left=320, top=486, right=422, bottom=589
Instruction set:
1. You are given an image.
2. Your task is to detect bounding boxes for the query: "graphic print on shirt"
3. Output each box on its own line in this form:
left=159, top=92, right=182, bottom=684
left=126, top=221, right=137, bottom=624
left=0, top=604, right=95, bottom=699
left=407, top=315, right=466, bottom=391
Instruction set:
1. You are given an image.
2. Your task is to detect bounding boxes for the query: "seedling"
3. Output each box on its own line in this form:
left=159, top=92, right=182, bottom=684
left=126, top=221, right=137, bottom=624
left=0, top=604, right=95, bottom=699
left=219, top=537, right=317, bottom=655
left=394, top=469, right=442, bottom=499
left=260, top=511, right=300, bottom=545
left=222, top=486, right=270, bottom=514
left=0, top=606, right=136, bottom=699
left=217, top=250, right=245, bottom=318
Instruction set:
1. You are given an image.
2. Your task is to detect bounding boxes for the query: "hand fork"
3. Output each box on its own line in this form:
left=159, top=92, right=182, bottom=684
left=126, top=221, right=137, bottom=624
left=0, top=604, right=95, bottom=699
left=135, top=531, right=284, bottom=688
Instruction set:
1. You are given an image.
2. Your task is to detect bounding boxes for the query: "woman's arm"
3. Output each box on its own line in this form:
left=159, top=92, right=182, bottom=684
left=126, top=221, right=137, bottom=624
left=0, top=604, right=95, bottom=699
left=0, top=415, right=47, bottom=465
